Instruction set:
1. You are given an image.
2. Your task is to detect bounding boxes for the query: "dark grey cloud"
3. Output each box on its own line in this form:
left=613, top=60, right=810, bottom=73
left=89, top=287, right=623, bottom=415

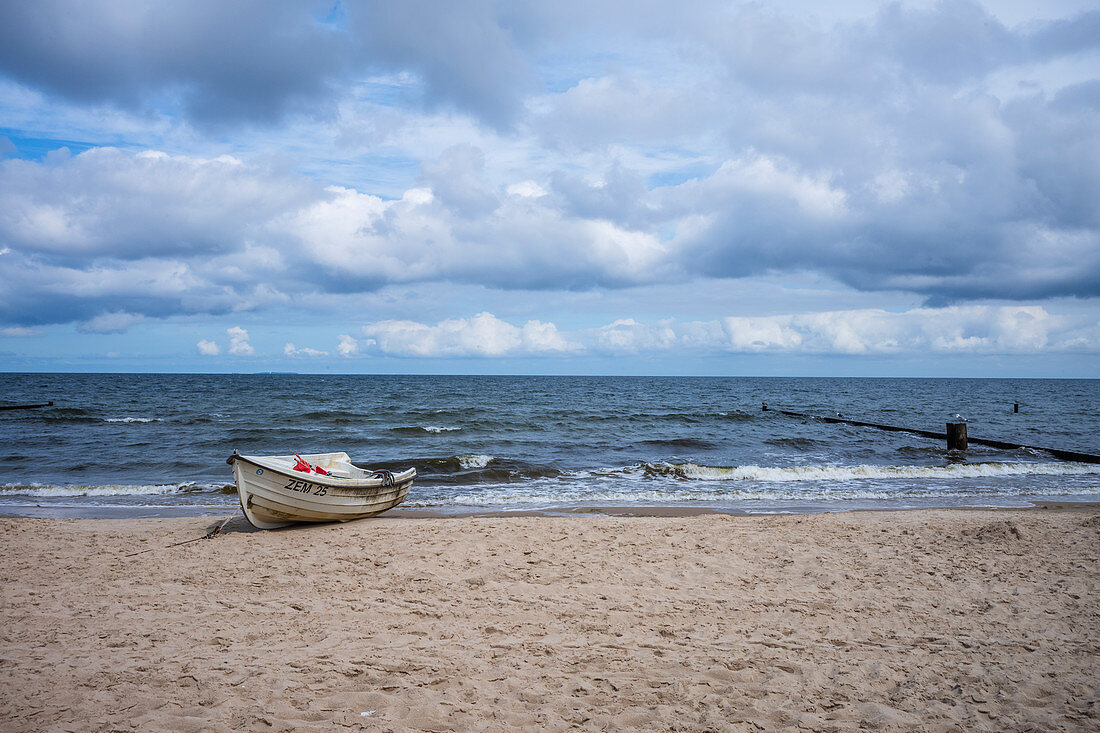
left=666, top=138, right=1100, bottom=305
left=0, top=0, right=1096, bottom=134
left=0, top=1, right=350, bottom=126
left=866, top=1, right=1021, bottom=84
left=417, top=144, right=498, bottom=217
left=1027, top=10, right=1100, bottom=57
left=548, top=163, right=654, bottom=230
left=345, top=3, right=534, bottom=129
left=0, top=0, right=540, bottom=130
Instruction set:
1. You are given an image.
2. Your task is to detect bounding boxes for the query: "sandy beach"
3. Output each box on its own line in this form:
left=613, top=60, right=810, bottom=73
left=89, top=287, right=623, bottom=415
left=1, top=508, right=1097, bottom=732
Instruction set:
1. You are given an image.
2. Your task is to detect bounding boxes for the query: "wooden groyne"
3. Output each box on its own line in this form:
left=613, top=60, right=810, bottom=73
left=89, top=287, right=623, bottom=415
left=762, top=404, right=1100, bottom=465
left=0, top=401, right=53, bottom=411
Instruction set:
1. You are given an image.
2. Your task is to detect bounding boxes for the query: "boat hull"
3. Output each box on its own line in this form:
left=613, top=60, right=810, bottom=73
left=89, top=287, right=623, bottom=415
left=229, top=453, right=415, bottom=529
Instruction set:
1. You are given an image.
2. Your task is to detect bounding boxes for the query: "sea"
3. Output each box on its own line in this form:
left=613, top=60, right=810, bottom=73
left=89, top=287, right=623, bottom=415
left=2, top=373, right=1099, bottom=518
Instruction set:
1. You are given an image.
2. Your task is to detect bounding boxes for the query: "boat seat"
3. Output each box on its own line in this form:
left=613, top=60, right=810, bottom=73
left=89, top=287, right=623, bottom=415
left=323, top=460, right=360, bottom=478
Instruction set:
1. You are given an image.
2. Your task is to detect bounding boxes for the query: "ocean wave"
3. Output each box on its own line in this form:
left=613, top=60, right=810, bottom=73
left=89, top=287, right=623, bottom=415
left=391, top=425, right=463, bottom=434
left=636, top=437, right=718, bottom=450
left=894, top=445, right=945, bottom=457
left=571, top=410, right=751, bottom=425
left=427, top=459, right=1100, bottom=507
left=413, top=454, right=494, bottom=474
left=639, top=461, right=1100, bottom=482
left=410, top=455, right=566, bottom=485
left=457, top=454, right=493, bottom=469
left=430, top=476, right=1100, bottom=507
left=764, top=437, right=825, bottom=449
left=30, top=408, right=96, bottom=423
left=294, top=410, right=374, bottom=424
left=0, top=481, right=224, bottom=498
left=103, top=417, right=160, bottom=423
left=177, top=416, right=216, bottom=425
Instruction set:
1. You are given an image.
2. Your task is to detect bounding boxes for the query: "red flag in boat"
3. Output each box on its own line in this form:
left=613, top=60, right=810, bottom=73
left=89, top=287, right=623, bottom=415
left=313, top=464, right=329, bottom=476
left=292, top=454, right=312, bottom=472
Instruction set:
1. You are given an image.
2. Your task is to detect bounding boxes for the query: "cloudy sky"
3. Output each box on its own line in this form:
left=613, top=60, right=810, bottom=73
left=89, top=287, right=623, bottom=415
left=1, top=0, right=1098, bottom=376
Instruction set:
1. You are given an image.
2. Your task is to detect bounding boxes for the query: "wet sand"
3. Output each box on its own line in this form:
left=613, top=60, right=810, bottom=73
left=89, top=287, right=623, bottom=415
left=1, top=508, right=1097, bottom=731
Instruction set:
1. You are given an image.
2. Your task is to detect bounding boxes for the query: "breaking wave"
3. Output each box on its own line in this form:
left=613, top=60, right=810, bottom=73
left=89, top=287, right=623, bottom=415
left=637, top=461, right=1100, bottom=482
left=0, top=481, right=222, bottom=498
left=457, top=454, right=493, bottom=469
left=409, top=455, right=565, bottom=486
left=401, top=459, right=1100, bottom=509
left=432, top=481, right=1100, bottom=507
left=391, top=425, right=463, bottom=434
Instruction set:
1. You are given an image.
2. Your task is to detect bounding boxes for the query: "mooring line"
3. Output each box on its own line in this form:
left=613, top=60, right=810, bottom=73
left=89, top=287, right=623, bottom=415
left=123, top=508, right=241, bottom=557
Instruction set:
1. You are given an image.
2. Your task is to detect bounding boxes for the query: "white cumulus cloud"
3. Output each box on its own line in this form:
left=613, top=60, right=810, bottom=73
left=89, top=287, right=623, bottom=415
left=284, top=343, right=328, bottom=357
left=590, top=306, right=1099, bottom=356
left=360, top=312, right=581, bottom=357
left=227, top=326, right=254, bottom=356
left=1, top=326, right=39, bottom=337
left=336, top=334, right=358, bottom=357
left=197, top=339, right=220, bottom=356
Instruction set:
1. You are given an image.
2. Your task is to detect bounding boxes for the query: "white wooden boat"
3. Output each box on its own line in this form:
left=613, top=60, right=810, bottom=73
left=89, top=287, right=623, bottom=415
left=227, top=451, right=415, bottom=529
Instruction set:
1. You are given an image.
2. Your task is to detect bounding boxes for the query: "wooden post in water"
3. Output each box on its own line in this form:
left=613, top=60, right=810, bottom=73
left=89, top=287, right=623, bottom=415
left=947, top=422, right=968, bottom=451
left=1014, top=400, right=1019, bottom=413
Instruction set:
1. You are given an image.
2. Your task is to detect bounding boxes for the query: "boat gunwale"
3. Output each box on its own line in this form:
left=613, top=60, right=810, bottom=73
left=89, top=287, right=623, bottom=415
left=228, top=452, right=416, bottom=490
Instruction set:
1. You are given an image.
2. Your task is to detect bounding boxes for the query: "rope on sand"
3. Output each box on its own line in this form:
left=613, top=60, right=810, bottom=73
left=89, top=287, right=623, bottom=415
left=123, top=508, right=241, bottom=557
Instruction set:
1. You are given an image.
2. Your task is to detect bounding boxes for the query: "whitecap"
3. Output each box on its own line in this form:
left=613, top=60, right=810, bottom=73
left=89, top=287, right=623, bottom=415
left=457, top=455, right=494, bottom=469
left=640, top=461, right=1100, bottom=482
left=0, top=482, right=210, bottom=498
